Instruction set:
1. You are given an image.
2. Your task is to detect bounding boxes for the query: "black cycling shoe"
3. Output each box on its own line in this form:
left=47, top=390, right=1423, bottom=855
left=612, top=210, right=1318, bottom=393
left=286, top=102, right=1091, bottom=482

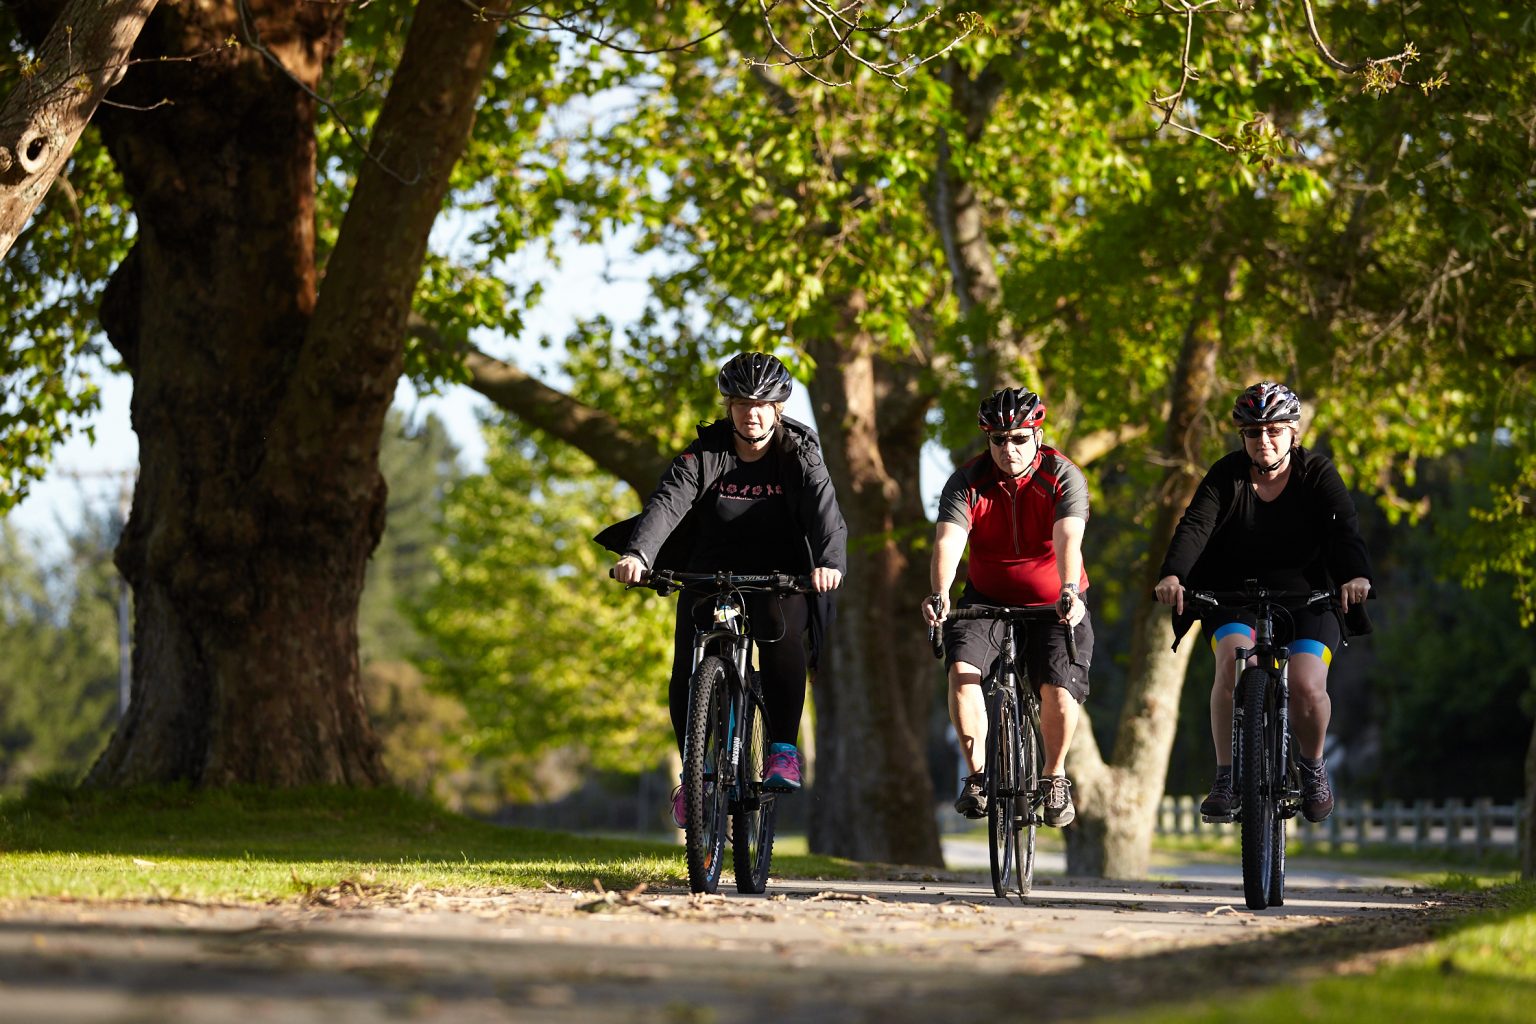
left=954, top=772, right=988, bottom=819
left=1300, top=759, right=1334, bottom=823
left=1200, top=773, right=1235, bottom=821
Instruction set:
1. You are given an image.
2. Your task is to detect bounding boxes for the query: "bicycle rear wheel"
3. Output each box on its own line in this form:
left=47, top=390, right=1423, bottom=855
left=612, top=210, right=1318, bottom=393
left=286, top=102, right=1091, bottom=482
left=1268, top=731, right=1291, bottom=907
left=1238, top=666, right=1276, bottom=910
left=986, top=682, right=1021, bottom=898
left=1017, top=707, right=1041, bottom=897
left=732, top=685, right=777, bottom=894
left=684, top=656, right=733, bottom=894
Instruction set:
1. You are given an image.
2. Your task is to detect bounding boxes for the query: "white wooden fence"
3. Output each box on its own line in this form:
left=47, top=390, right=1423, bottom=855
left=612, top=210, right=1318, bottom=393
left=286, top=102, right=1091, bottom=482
left=1157, top=795, right=1524, bottom=857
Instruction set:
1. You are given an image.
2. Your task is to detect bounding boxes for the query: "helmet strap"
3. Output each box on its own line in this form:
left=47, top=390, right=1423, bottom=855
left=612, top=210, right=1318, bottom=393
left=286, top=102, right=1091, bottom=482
left=1252, top=442, right=1294, bottom=475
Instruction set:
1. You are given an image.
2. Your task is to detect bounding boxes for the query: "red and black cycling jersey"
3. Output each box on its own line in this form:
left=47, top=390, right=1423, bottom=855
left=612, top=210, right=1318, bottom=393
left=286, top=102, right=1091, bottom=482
left=937, top=446, right=1091, bottom=606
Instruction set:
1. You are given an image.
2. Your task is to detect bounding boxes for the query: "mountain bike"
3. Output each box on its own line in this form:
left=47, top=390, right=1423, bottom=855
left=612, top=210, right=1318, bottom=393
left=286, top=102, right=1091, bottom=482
left=1188, top=586, right=1333, bottom=911
left=931, top=602, right=1079, bottom=898
left=615, top=568, right=812, bottom=895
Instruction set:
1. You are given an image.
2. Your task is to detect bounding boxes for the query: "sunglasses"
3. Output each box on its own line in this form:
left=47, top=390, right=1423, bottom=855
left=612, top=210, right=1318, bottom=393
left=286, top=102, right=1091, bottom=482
left=1240, top=426, right=1291, bottom=440
left=988, top=432, right=1035, bottom=447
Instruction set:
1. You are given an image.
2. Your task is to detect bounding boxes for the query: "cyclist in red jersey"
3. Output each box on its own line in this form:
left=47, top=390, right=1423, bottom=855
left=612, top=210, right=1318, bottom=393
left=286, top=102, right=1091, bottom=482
left=921, top=388, right=1093, bottom=827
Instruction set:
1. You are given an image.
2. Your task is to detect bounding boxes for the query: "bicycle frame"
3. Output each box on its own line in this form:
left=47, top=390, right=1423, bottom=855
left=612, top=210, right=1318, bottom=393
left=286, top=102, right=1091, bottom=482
left=1191, top=585, right=1331, bottom=909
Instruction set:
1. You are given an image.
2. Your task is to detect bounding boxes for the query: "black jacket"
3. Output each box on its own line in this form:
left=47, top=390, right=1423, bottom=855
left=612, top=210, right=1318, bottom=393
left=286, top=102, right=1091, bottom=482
left=594, top=416, right=848, bottom=665
left=1158, top=447, right=1374, bottom=649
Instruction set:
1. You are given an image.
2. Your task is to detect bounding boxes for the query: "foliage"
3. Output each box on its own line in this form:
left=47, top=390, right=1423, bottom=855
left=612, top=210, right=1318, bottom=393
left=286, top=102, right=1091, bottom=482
left=412, top=418, right=677, bottom=798
left=0, top=517, right=119, bottom=789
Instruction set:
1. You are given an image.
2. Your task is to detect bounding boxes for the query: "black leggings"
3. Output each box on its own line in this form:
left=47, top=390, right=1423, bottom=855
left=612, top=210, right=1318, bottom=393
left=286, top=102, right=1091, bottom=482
left=669, top=592, right=809, bottom=749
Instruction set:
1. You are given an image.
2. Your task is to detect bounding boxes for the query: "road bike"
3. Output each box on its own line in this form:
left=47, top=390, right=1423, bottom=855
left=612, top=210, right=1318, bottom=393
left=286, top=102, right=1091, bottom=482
left=931, top=602, right=1078, bottom=898
left=1188, top=585, right=1333, bottom=910
left=616, top=568, right=812, bottom=895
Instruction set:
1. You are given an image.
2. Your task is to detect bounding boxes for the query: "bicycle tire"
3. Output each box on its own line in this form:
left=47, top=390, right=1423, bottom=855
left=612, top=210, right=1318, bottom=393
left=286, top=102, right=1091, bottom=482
left=1268, top=729, right=1291, bottom=907
left=1238, top=666, right=1275, bottom=910
left=1018, top=705, right=1041, bottom=898
left=684, top=656, right=733, bottom=894
left=986, top=683, right=1020, bottom=898
left=732, top=686, right=777, bottom=894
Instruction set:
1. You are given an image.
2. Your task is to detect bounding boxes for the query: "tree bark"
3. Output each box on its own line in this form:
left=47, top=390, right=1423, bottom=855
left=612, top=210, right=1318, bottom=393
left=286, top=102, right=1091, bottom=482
left=0, top=0, right=158, bottom=260
left=85, top=0, right=506, bottom=786
left=803, top=300, right=944, bottom=865
left=1064, top=249, right=1235, bottom=876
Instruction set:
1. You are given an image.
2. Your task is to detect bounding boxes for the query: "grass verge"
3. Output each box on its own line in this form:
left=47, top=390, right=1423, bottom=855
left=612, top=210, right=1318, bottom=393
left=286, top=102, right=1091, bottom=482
left=0, top=783, right=866, bottom=902
left=1095, top=881, right=1536, bottom=1023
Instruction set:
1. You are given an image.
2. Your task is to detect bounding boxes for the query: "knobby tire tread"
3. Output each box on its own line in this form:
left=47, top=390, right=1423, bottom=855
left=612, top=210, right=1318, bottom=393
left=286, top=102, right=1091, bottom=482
left=1239, top=666, right=1274, bottom=910
left=684, top=656, right=732, bottom=894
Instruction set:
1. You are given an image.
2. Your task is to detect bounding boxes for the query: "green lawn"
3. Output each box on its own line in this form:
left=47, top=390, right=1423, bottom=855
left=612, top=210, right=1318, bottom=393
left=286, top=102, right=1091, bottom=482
left=1095, top=881, right=1536, bottom=1024
left=0, top=783, right=865, bottom=901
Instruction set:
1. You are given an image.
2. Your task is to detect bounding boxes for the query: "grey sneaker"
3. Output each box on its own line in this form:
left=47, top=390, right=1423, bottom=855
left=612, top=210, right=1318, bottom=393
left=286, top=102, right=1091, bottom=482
left=1201, top=772, right=1235, bottom=820
left=1040, top=775, right=1075, bottom=827
left=1300, top=759, right=1334, bottom=822
left=954, top=772, right=987, bottom=819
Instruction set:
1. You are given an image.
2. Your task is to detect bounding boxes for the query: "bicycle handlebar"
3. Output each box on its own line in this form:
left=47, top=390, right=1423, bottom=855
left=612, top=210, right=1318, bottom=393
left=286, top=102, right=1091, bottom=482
left=610, top=568, right=814, bottom=596
left=1187, top=588, right=1332, bottom=611
left=931, top=602, right=1080, bottom=666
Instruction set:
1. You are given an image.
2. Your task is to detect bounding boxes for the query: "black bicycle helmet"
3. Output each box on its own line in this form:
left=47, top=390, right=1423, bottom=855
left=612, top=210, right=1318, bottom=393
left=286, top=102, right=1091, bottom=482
left=717, top=352, right=793, bottom=402
left=977, top=387, right=1046, bottom=432
left=1232, top=381, right=1301, bottom=425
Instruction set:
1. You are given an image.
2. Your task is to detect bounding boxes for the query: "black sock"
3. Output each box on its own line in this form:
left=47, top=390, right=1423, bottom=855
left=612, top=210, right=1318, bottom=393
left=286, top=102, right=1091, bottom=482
left=1214, top=765, right=1233, bottom=782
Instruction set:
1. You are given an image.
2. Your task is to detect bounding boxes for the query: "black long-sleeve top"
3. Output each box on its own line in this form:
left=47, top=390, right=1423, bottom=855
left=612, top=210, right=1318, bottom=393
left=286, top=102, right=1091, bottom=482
left=1158, top=447, right=1374, bottom=647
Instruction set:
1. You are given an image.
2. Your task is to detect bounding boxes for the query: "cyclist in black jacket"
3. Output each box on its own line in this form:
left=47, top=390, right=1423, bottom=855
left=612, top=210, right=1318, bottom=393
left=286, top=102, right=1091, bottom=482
left=1154, top=382, right=1373, bottom=823
left=597, top=353, right=847, bottom=827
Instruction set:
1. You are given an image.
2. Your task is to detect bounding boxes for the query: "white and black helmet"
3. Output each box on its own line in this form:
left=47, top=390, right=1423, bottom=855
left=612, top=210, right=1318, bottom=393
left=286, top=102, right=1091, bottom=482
left=718, top=352, right=793, bottom=402
left=1232, top=381, right=1302, bottom=425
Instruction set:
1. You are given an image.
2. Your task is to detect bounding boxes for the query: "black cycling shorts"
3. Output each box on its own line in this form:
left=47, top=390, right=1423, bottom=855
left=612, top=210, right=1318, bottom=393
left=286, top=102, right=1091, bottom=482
left=1201, top=603, right=1342, bottom=666
left=942, top=586, right=1093, bottom=703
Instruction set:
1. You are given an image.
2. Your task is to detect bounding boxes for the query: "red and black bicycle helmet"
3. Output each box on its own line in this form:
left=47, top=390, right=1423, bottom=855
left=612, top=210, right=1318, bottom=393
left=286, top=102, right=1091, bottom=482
left=1232, top=381, right=1301, bottom=425
left=717, top=352, right=793, bottom=402
left=977, top=387, right=1046, bottom=432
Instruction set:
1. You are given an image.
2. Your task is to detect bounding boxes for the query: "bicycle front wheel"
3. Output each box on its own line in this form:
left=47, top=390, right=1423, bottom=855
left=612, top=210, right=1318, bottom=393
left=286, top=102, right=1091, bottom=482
left=684, top=655, right=733, bottom=894
left=1238, top=666, right=1276, bottom=910
left=732, top=685, right=777, bottom=894
left=986, top=683, right=1021, bottom=898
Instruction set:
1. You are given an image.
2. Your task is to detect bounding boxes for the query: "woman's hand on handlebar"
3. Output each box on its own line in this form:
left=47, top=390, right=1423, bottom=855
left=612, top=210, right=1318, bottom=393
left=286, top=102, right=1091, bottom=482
left=1153, top=574, right=1185, bottom=615
left=922, top=591, right=949, bottom=626
left=612, top=555, right=648, bottom=584
left=810, top=567, right=843, bottom=593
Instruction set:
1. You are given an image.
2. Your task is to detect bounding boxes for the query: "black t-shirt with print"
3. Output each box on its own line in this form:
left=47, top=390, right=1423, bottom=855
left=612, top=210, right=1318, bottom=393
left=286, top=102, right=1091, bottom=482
left=688, top=452, right=802, bottom=573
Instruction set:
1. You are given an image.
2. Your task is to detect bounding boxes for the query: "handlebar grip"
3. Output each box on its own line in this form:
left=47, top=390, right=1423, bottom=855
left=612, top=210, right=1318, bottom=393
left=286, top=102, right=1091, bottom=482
left=929, top=624, right=944, bottom=660
left=1065, top=622, right=1080, bottom=666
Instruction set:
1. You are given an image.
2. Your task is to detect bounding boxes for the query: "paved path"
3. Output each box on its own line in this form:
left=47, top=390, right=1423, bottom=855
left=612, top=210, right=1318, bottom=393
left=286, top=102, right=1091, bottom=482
left=0, top=868, right=1454, bottom=1024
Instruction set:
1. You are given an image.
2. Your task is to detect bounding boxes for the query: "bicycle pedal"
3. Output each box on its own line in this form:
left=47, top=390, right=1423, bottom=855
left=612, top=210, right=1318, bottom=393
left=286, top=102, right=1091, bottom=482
left=1201, top=813, right=1235, bottom=824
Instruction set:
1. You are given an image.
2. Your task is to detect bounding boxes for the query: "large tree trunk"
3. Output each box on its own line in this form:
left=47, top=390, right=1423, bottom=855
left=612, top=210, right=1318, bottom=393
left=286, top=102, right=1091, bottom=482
left=803, top=305, right=944, bottom=865
left=85, top=0, right=505, bottom=785
left=0, top=0, right=158, bottom=260
left=1065, top=251, right=1235, bottom=876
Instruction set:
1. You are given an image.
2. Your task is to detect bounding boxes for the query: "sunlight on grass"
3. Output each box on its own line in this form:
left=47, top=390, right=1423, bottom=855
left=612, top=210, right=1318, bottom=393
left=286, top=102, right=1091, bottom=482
left=1094, top=883, right=1536, bottom=1024
left=0, top=784, right=868, bottom=901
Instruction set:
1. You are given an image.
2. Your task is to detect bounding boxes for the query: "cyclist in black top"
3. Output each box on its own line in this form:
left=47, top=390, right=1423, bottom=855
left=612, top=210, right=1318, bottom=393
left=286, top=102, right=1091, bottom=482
left=1154, top=381, right=1373, bottom=823
left=596, top=353, right=847, bottom=827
